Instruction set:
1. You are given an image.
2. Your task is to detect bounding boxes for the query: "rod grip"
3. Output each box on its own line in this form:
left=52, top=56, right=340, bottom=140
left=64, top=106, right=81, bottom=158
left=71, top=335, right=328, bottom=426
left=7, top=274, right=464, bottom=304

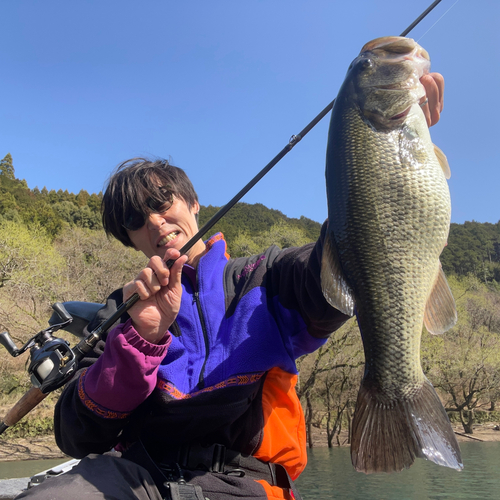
left=0, top=386, right=48, bottom=435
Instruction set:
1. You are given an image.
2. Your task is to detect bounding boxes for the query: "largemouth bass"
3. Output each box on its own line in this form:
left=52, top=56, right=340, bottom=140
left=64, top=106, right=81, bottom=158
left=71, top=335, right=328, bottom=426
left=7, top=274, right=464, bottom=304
left=321, top=36, right=462, bottom=473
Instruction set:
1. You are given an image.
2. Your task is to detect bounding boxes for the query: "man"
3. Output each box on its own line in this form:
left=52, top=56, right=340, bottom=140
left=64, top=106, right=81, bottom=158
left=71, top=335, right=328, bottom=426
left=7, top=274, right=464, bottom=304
left=18, top=75, right=444, bottom=500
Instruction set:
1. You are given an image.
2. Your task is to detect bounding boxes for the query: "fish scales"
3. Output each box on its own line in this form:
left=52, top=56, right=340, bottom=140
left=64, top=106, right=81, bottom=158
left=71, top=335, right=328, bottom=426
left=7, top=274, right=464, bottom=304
left=331, top=104, right=449, bottom=392
left=321, top=36, right=461, bottom=473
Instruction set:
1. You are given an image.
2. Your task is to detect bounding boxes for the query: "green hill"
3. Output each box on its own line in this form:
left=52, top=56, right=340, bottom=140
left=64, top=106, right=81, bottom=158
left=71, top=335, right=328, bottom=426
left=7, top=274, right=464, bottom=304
left=441, top=221, right=500, bottom=283
left=1, top=152, right=499, bottom=284
left=199, top=203, right=321, bottom=244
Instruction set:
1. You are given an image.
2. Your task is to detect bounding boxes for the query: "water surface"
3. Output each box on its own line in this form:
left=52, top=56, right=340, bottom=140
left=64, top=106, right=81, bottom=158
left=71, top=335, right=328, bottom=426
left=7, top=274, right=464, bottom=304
left=296, top=442, right=499, bottom=499
left=0, top=458, right=67, bottom=480
left=1, top=442, right=498, bottom=499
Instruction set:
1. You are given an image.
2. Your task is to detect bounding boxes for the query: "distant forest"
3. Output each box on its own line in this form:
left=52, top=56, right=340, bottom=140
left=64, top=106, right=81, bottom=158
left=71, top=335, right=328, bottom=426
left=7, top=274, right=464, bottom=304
left=1, top=152, right=500, bottom=285
left=2, top=152, right=500, bottom=442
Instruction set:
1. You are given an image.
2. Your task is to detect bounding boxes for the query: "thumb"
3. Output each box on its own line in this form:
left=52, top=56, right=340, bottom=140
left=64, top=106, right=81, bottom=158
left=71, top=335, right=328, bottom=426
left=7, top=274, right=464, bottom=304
left=168, top=254, right=188, bottom=289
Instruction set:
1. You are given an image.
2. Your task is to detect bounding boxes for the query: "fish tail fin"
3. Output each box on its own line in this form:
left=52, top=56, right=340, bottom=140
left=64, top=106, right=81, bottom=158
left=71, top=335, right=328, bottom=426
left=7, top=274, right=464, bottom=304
left=351, top=377, right=463, bottom=473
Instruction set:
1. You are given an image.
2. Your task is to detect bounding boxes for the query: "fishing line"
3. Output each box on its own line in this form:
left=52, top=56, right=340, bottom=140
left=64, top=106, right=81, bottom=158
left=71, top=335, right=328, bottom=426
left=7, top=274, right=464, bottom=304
left=416, top=0, right=460, bottom=43
left=400, top=0, right=444, bottom=36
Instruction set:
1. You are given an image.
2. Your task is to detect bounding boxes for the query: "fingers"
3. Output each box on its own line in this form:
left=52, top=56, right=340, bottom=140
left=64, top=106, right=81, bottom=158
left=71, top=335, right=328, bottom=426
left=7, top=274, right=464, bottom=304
left=122, top=270, right=155, bottom=302
left=420, top=73, right=445, bottom=127
left=168, top=253, right=189, bottom=290
left=123, top=249, right=185, bottom=302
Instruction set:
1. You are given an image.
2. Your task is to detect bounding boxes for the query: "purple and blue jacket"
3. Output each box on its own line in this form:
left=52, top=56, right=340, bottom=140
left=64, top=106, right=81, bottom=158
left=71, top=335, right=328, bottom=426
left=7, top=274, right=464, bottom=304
left=54, top=227, right=348, bottom=498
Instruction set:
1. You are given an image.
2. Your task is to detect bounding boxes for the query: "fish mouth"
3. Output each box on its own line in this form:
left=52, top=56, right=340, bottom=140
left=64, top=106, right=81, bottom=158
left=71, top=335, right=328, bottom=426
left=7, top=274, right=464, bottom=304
left=360, top=36, right=430, bottom=61
left=369, top=82, right=420, bottom=91
left=376, top=83, right=408, bottom=90
left=360, top=36, right=431, bottom=81
left=157, top=231, right=180, bottom=247
left=390, top=106, right=412, bottom=121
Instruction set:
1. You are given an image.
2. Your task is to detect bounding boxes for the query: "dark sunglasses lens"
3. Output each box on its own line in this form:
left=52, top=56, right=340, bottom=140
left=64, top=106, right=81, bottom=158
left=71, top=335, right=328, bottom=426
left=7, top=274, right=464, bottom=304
left=123, top=211, right=145, bottom=231
left=123, top=189, right=173, bottom=231
left=147, top=190, right=173, bottom=213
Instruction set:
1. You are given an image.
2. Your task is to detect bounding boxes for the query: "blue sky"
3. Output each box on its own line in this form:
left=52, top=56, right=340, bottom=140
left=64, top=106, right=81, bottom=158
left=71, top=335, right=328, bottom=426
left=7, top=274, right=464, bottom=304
left=2, top=0, right=499, bottom=225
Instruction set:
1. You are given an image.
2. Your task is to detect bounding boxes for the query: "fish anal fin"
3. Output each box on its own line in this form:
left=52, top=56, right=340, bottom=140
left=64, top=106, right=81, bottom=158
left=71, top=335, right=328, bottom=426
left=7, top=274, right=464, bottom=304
left=351, top=377, right=463, bottom=474
left=424, top=266, right=457, bottom=335
left=434, top=144, right=451, bottom=179
left=321, top=231, right=355, bottom=316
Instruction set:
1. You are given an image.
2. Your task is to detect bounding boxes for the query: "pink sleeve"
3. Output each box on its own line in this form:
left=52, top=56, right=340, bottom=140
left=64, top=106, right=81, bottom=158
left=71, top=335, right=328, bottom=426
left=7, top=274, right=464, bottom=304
left=80, top=318, right=170, bottom=412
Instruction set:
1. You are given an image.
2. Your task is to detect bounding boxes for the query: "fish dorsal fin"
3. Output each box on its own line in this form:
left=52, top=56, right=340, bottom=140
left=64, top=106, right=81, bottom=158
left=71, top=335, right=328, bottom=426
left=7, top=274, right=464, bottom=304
left=433, top=144, right=451, bottom=179
left=321, top=230, right=355, bottom=317
left=424, top=265, right=457, bottom=335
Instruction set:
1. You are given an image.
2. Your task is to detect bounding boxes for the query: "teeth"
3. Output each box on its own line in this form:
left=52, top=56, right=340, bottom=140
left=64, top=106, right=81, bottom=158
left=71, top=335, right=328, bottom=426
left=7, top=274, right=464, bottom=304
left=158, top=232, right=179, bottom=246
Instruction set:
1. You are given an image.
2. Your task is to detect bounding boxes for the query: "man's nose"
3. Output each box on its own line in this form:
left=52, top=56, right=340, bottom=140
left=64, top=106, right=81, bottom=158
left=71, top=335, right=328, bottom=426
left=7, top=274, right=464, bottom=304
left=146, top=212, right=165, bottom=229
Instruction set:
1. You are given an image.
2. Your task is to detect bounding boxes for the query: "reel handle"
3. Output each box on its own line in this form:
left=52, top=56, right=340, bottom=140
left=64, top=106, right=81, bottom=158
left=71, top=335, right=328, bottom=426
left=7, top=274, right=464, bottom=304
left=51, top=302, right=72, bottom=323
left=0, top=331, right=20, bottom=357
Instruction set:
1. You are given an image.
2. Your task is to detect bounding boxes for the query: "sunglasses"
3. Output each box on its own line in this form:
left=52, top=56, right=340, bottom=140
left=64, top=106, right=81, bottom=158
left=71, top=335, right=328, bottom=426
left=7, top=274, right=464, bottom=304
left=122, top=188, right=174, bottom=231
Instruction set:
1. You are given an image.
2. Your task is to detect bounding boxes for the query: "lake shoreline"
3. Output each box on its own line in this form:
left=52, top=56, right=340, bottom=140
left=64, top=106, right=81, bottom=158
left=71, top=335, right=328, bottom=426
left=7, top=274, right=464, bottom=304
left=308, top=423, right=500, bottom=448
left=2, top=423, right=500, bottom=463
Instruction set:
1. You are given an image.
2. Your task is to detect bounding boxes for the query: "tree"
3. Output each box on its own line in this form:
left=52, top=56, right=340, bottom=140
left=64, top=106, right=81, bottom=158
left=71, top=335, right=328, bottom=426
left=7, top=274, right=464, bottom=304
left=0, top=220, right=67, bottom=339
left=0, top=153, right=15, bottom=179
left=441, top=221, right=500, bottom=282
left=318, top=328, right=363, bottom=448
left=0, top=192, right=18, bottom=214
left=54, top=227, right=146, bottom=304
left=21, top=201, right=63, bottom=237
left=198, top=202, right=321, bottom=249
left=230, top=221, right=312, bottom=257
left=297, top=319, right=363, bottom=447
left=422, top=277, right=500, bottom=434
left=87, top=192, right=102, bottom=213
left=53, top=202, right=101, bottom=230
left=253, top=220, right=311, bottom=250
left=72, top=205, right=101, bottom=229
left=76, top=189, right=90, bottom=207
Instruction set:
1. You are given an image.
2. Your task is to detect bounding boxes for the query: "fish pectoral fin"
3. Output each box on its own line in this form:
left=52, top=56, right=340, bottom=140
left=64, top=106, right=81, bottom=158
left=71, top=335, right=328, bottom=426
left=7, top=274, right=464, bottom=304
left=320, top=231, right=355, bottom=316
left=433, top=144, right=451, bottom=179
left=424, top=265, right=458, bottom=335
left=351, top=377, right=463, bottom=473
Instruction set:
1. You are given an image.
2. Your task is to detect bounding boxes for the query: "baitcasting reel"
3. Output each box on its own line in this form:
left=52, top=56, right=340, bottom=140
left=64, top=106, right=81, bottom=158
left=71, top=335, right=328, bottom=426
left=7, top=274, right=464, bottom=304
left=0, top=303, right=77, bottom=394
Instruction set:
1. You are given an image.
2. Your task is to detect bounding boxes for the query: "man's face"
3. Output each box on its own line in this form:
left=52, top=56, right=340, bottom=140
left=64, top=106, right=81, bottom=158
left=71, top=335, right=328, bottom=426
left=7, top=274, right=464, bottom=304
left=126, top=195, right=201, bottom=261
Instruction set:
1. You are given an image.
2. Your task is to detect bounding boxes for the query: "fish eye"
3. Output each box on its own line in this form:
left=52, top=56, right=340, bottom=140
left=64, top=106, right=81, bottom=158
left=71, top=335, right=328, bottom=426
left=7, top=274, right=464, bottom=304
left=360, top=58, right=373, bottom=70
left=349, top=57, right=372, bottom=72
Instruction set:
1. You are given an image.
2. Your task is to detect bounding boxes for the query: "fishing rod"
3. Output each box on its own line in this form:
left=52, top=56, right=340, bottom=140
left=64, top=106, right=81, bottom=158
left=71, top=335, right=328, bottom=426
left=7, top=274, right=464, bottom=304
left=0, top=0, right=444, bottom=436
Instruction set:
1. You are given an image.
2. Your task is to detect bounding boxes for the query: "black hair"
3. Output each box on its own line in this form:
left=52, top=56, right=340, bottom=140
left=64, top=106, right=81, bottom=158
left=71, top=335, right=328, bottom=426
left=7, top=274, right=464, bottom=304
left=102, top=157, right=198, bottom=247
